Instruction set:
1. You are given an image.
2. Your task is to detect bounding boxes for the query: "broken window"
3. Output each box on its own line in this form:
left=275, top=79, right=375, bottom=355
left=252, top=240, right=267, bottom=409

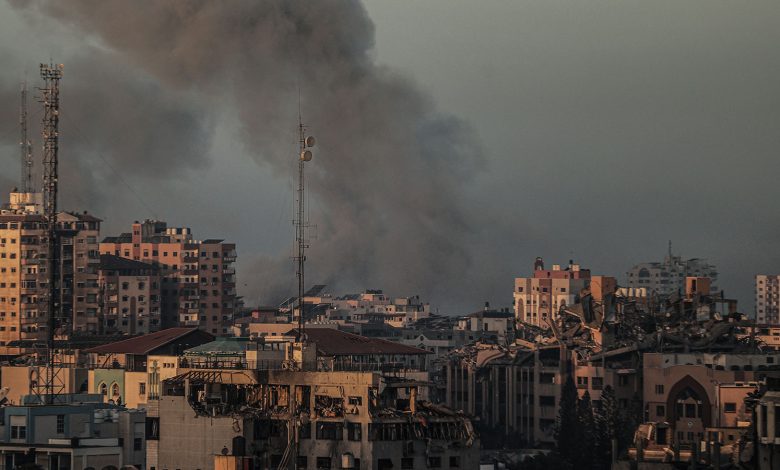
left=315, top=395, right=344, bottom=417
left=315, top=422, right=343, bottom=440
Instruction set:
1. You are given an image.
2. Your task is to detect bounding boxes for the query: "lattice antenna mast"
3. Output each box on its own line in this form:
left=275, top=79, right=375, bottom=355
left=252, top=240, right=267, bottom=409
left=294, top=113, right=315, bottom=339
left=40, top=62, right=63, bottom=405
left=19, top=82, right=34, bottom=193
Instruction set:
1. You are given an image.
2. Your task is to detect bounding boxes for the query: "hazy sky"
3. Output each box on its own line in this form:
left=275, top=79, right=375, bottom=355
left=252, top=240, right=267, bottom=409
left=1, top=1, right=779, bottom=314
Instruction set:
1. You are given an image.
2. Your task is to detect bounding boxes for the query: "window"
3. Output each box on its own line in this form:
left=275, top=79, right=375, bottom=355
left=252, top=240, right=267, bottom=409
left=99, top=382, right=107, bottom=395
left=655, top=384, right=664, bottom=395
left=296, top=456, right=307, bottom=469
left=618, top=375, right=629, bottom=386
left=577, top=376, right=588, bottom=388
left=401, top=458, right=414, bottom=469
left=298, top=422, right=311, bottom=440
left=134, top=437, right=143, bottom=450
left=539, top=396, right=556, bottom=407
left=428, top=457, right=442, bottom=468
left=57, top=414, right=65, bottom=433
left=656, top=405, right=665, bottom=417
left=347, top=422, right=361, bottom=441
left=11, top=425, right=26, bottom=439
left=348, top=396, right=362, bottom=406
left=139, top=383, right=146, bottom=395
left=449, top=456, right=461, bottom=468
left=316, top=457, right=331, bottom=470
left=724, top=402, right=737, bottom=413
left=592, top=377, right=604, bottom=390
left=316, top=422, right=342, bottom=440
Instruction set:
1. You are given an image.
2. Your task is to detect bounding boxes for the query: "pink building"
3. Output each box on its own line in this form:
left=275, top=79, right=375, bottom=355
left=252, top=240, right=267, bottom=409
left=100, top=220, right=237, bottom=335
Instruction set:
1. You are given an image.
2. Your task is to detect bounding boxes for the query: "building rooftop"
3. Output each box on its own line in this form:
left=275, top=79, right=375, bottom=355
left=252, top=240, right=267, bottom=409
left=99, top=254, right=159, bottom=272
left=184, top=337, right=250, bottom=356
left=291, top=328, right=431, bottom=356
left=467, top=309, right=514, bottom=319
left=85, top=328, right=214, bottom=355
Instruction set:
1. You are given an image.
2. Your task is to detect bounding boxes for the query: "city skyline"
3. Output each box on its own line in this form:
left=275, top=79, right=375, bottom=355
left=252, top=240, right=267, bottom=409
left=0, top=1, right=779, bottom=314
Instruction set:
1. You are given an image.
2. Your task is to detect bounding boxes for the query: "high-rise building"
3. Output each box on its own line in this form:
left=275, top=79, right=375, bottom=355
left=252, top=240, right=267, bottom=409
left=513, top=258, right=591, bottom=328
left=0, top=191, right=102, bottom=353
left=626, top=243, right=718, bottom=298
left=755, top=275, right=780, bottom=325
left=99, top=254, right=162, bottom=335
left=99, top=220, right=237, bottom=335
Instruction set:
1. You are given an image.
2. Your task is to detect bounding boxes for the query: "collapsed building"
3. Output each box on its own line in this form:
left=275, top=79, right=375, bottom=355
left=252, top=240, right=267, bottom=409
left=443, top=273, right=778, bottom=464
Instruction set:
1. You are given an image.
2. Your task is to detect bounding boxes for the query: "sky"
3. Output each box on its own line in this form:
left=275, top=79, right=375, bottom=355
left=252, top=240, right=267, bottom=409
left=0, top=1, right=779, bottom=315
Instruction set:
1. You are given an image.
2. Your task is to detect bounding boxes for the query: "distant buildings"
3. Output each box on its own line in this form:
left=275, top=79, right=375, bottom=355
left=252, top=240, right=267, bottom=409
left=755, top=274, right=780, bottom=325
left=100, top=220, right=237, bottom=335
left=513, top=258, right=592, bottom=328
left=306, top=288, right=431, bottom=328
left=626, top=244, right=718, bottom=298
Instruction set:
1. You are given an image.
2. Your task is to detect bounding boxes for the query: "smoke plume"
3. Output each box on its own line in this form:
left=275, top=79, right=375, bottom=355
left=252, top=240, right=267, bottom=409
left=9, top=0, right=492, bottom=311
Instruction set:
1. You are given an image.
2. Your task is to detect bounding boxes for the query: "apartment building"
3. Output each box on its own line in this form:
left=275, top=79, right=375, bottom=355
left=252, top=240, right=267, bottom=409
left=756, top=275, right=780, bottom=326
left=513, top=258, right=592, bottom=328
left=626, top=245, right=718, bottom=298
left=99, top=254, right=161, bottom=335
left=100, top=220, right=237, bottom=335
left=0, top=203, right=101, bottom=353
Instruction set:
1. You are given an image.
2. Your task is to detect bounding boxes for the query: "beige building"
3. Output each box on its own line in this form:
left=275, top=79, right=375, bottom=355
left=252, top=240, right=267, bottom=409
left=642, top=352, right=780, bottom=447
left=100, top=220, right=237, bottom=335
left=513, top=258, right=592, bottom=328
left=756, top=274, right=780, bottom=325
left=0, top=200, right=101, bottom=353
left=156, top=368, right=478, bottom=470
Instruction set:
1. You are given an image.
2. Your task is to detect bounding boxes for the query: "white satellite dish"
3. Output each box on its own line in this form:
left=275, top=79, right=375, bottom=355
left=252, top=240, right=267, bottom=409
left=305, top=136, right=316, bottom=148
left=300, top=150, right=313, bottom=162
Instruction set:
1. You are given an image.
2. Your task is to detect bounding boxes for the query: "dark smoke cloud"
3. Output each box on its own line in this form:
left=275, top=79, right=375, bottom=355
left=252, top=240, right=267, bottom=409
left=11, top=0, right=491, bottom=310
left=0, top=33, right=213, bottom=217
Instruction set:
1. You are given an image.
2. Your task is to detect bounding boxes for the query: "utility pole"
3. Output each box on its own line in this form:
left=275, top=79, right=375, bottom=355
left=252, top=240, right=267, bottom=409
left=294, top=115, right=315, bottom=339
left=19, top=81, right=34, bottom=193
left=40, top=62, right=63, bottom=405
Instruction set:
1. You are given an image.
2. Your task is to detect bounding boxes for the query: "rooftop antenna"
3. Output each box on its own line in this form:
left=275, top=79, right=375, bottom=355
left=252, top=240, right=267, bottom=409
left=294, top=96, right=315, bottom=340
left=38, top=62, right=64, bottom=405
left=19, top=81, right=34, bottom=193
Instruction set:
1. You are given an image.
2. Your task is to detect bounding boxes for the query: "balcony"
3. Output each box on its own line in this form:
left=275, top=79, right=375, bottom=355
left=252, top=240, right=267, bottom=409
left=222, top=267, right=235, bottom=275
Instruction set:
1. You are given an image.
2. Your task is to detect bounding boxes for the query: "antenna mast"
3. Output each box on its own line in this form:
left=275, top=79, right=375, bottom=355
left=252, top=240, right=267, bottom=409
left=20, top=82, right=34, bottom=193
left=40, top=62, right=64, bottom=404
left=294, top=113, right=315, bottom=339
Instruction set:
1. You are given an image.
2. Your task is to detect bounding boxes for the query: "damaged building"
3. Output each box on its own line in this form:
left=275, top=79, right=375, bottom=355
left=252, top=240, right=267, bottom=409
left=153, top=367, right=478, bottom=470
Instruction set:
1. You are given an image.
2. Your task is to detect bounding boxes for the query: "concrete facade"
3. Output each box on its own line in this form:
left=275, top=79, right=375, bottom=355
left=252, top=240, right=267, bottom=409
left=513, top=259, right=591, bottom=329
left=756, top=274, right=780, bottom=325
left=100, top=220, right=237, bottom=335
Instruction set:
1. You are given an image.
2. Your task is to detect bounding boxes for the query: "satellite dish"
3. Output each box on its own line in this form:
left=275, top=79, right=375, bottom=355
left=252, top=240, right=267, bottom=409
left=300, top=150, right=313, bottom=162
left=305, top=136, right=316, bottom=148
